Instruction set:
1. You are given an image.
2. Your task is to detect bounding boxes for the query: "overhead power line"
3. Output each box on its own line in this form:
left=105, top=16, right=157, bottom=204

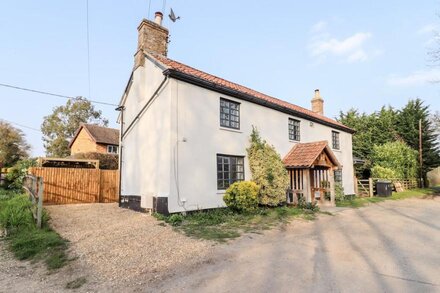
left=0, top=119, right=42, bottom=133
left=0, top=83, right=117, bottom=106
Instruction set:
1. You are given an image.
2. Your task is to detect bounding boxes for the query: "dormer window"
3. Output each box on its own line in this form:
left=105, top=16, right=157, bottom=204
left=220, top=98, right=240, bottom=129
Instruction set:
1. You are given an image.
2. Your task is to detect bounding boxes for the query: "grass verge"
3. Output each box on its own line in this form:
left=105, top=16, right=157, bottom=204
left=0, top=188, right=69, bottom=270
left=155, top=205, right=319, bottom=242
left=336, top=188, right=437, bottom=208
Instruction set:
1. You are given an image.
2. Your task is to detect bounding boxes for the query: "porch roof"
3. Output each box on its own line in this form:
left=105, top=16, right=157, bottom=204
left=283, top=141, right=341, bottom=169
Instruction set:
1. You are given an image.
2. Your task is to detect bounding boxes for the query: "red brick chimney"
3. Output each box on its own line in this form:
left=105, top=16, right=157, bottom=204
left=311, top=89, right=324, bottom=115
left=134, top=12, right=169, bottom=69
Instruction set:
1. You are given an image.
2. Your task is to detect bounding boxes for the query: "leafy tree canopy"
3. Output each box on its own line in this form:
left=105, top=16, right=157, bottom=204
left=41, top=97, right=108, bottom=158
left=0, top=121, right=30, bottom=167
left=338, top=99, right=440, bottom=179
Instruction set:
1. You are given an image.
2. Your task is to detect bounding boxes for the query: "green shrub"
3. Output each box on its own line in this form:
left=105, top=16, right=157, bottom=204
left=371, top=165, right=398, bottom=180
left=247, top=127, right=289, bottom=206
left=167, top=214, right=184, bottom=226
left=0, top=195, right=34, bottom=233
left=335, top=182, right=345, bottom=202
left=371, top=141, right=418, bottom=179
left=223, top=181, right=260, bottom=212
left=297, top=197, right=319, bottom=211
left=5, top=159, right=37, bottom=191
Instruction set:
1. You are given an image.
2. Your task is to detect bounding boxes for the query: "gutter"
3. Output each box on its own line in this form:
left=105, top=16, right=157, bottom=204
left=163, top=69, right=355, bottom=134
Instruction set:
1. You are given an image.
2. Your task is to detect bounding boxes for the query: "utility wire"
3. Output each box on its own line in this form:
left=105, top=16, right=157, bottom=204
left=86, top=0, right=92, bottom=99
left=0, top=83, right=118, bottom=106
left=0, top=119, right=42, bottom=133
left=162, top=0, right=167, bottom=15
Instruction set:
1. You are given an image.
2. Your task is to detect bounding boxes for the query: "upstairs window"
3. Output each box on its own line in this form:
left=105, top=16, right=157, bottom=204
left=217, top=155, right=244, bottom=189
left=288, top=118, right=300, bottom=141
left=220, top=98, right=240, bottom=129
left=107, top=145, right=119, bottom=154
left=332, top=131, right=340, bottom=150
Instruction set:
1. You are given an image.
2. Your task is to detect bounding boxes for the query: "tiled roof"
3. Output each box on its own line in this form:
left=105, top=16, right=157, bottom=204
left=69, top=124, right=119, bottom=148
left=283, top=141, right=340, bottom=168
left=148, top=53, right=353, bottom=133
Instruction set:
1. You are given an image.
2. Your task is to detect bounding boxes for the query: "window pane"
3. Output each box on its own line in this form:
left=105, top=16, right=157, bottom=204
left=217, top=154, right=245, bottom=189
left=220, top=98, right=240, bottom=129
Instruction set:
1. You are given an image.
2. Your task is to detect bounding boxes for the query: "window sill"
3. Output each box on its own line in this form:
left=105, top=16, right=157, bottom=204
left=289, top=140, right=300, bottom=143
left=216, top=191, right=226, bottom=194
left=219, top=127, right=242, bottom=134
left=332, top=148, right=342, bottom=153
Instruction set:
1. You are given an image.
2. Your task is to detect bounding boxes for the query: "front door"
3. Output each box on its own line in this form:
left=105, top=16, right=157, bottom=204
left=311, top=168, right=331, bottom=204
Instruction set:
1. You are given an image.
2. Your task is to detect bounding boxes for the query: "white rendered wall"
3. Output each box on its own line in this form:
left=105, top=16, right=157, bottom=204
left=167, top=79, right=355, bottom=213
left=120, top=59, right=172, bottom=208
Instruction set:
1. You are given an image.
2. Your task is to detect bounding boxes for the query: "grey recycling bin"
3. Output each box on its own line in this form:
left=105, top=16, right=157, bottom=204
left=376, top=180, right=392, bottom=197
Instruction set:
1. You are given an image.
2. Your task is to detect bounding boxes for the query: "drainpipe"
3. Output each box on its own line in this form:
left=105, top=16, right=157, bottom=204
left=115, top=105, right=125, bottom=207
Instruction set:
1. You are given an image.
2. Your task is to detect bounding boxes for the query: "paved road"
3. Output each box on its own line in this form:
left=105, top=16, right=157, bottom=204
left=153, top=197, right=440, bottom=293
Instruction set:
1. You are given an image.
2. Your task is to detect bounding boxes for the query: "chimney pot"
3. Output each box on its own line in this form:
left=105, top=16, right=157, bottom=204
left=133, top=12, right=169, bottom=68
left=154, top=11, right=163, bottom=26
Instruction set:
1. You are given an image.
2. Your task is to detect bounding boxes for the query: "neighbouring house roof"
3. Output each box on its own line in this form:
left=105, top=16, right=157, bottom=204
left=69, top=124, right=119, bottom=148
left=142, top=52, right=354, bottom=134
left=283, top=141, right=340, bottom=168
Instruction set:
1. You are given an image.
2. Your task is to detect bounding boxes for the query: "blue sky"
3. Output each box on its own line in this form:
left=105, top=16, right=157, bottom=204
left=1, top=1, right=439, bottom=156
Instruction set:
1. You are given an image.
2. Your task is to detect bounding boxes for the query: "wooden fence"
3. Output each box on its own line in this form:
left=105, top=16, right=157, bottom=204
left=356, top=177, right=418, bottom=197
left=23, top=175, right=44, bottom=228
left=28, top=167, right=119, bottom=205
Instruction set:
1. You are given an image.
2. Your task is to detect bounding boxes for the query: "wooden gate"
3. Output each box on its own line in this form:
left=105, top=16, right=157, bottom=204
left=28, top=167, right=119, bottom=205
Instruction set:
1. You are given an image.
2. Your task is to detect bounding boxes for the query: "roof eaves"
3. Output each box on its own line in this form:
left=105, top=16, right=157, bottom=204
left=165, top=69, right=355, bottom=134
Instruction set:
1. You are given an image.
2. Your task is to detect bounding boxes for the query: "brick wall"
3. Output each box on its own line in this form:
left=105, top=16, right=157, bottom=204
left=70, top=128, right=98, bottom=155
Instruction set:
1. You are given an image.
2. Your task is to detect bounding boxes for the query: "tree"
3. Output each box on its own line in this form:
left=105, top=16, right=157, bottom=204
left=371, top=141, right=418, bottom=179
left=247, top=127, right=289, bottom=206
left=338, top=106, right=398, bottom=177
left=395, top=99, right=440, bottom=176
left=0, top=121, right=30, bottom=167
left=41, top=97, right=108, bottom=157
left=432, top=111, right=440, bottom=144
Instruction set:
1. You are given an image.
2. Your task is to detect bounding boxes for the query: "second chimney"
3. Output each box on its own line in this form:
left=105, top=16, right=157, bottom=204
left=311, top=89, right=324, bottom=115
left=134, top=12, right=169, bottom=69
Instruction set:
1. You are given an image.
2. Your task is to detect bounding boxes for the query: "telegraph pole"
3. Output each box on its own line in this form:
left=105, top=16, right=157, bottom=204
left=419, top=119, right=424, bottom=188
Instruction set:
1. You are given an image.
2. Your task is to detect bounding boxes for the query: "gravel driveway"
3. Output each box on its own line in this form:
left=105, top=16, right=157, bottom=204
left=0, top=203, right=213, bottom=292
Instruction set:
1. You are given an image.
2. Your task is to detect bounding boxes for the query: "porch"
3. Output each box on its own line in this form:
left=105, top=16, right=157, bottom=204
left=283, top=141, right=341, bottom=206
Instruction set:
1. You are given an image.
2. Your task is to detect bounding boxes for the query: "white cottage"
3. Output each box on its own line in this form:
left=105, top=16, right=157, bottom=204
left=118, top=12, right=355, bottom=214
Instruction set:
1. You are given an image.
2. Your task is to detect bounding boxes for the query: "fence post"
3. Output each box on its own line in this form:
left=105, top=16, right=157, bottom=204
left=368, top=178, right=374, bottom=197
left=36, top=177, right=43, bottom=229
left=354, top=176, right=359, bottom=196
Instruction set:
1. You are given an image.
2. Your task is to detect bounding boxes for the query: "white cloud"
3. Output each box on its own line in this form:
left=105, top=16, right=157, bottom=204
left=311, top=21, right=327, bottom=33
left=309, top=32, right=373, bottom=63
left=387, top=69, right=440, bottom=86
left=418, top=24, right=438, bottom=35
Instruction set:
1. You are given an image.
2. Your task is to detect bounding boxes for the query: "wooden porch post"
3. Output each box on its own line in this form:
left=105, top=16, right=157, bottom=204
left=303, top=169, right=312, bottom=203
left=329, top=168, right=336, bottom=206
